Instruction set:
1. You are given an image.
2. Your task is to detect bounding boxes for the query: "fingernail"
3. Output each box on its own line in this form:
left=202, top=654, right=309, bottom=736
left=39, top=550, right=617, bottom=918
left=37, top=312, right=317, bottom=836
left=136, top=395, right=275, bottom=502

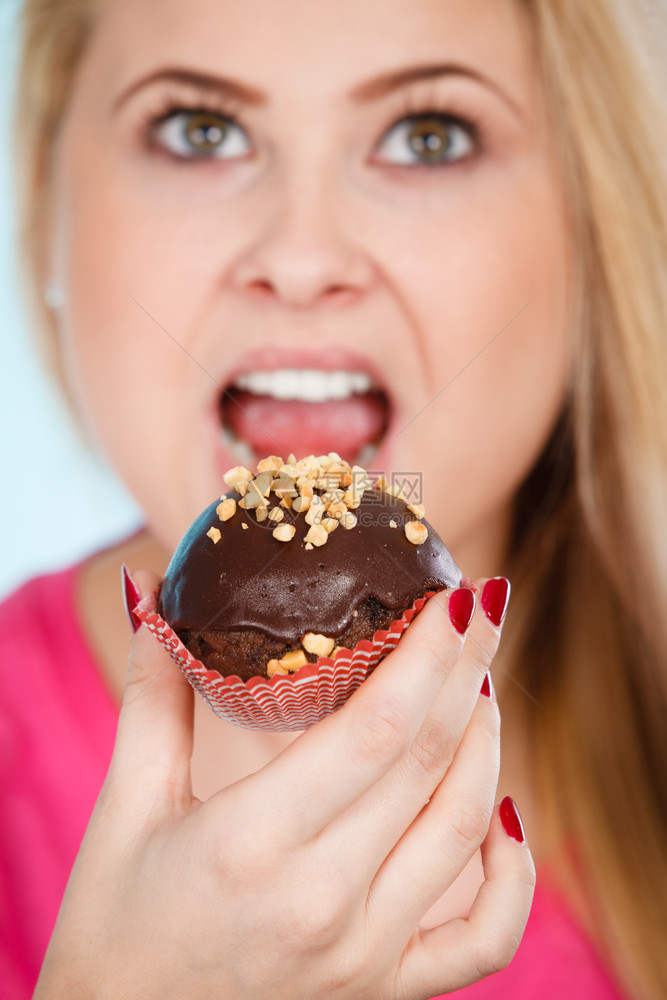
left=480, top=671, right=494, bottom=698
left=500, top=796, right=525, bottom=843
left=481, top=577, right=510, bottom=627
left=121, top=563, right=142, bottom=633
left=448, top=587, right=476, bottom=634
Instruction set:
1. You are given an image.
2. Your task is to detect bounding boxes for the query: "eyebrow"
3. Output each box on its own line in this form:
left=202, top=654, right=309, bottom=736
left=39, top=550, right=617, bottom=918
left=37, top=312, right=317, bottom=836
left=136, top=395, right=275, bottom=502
left=112, top=62, right=523, bottom=119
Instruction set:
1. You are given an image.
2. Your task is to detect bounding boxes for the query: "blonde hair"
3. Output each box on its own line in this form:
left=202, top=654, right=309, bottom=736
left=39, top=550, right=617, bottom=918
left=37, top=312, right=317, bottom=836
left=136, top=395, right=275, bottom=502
left=13, top=1, right=667, bottom=996
left=507, top=2, right=667, bottom=997
left=14, top=0, right=104, bottom=386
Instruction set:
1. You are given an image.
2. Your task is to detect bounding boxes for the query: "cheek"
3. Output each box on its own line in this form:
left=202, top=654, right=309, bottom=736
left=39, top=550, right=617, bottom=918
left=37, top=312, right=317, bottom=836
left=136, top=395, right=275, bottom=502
left=386, top=165, right=572, bottom=550
left=54, top=143, right=228, bottom=543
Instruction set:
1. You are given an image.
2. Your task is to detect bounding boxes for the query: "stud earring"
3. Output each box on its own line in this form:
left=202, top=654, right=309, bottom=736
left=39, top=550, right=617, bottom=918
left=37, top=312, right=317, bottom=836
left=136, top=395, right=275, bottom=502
left=44, top=285, right=65, bottom=310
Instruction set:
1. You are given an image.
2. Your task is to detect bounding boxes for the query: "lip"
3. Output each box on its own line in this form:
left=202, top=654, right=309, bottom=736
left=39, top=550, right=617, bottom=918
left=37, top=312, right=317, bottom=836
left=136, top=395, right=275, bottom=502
left=217, top=344, right=390, bottom=394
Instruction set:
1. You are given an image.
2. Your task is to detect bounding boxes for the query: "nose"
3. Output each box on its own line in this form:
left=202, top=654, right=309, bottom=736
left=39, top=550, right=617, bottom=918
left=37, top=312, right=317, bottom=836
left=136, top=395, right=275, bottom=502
left=230, top=171, right=375, bottom=310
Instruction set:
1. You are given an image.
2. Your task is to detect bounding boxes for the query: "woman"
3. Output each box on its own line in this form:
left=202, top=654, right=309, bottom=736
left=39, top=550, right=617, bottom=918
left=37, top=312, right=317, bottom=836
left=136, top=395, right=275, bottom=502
left=3, top=0, right=666, bottom=996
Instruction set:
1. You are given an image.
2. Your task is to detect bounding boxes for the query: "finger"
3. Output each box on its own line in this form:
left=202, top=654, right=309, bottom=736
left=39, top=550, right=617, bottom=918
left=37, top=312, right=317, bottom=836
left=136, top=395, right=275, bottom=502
left=366, top=686, right=500, bottom=937
left=317, top=578, right=505, bottom=870
left=216, top=588, right=472, bottom=841
left=396, top=799, right=535, bottom=999
left=107, top=568, right=195, bottom=807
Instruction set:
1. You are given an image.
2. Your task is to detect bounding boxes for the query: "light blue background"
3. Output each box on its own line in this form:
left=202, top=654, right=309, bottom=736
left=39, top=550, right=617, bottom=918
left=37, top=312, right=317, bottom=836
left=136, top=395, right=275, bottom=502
left=0, top=1, right=142, bottom=600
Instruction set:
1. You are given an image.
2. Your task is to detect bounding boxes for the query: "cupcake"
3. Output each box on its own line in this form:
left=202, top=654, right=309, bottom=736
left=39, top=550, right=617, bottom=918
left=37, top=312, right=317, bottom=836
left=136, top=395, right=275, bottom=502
left=137, top=454, right=461, bottom=730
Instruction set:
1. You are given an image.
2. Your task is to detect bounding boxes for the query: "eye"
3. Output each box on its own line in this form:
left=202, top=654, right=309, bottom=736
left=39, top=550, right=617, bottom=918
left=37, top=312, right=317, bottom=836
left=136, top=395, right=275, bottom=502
left=151, top=109, right=251, bottom=160
left=375, top=114, right=475, bottom=166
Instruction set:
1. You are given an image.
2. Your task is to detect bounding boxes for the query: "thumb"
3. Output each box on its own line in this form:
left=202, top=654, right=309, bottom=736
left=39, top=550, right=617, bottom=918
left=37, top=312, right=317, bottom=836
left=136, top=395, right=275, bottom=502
left=108, top=565, right=195, bottom=807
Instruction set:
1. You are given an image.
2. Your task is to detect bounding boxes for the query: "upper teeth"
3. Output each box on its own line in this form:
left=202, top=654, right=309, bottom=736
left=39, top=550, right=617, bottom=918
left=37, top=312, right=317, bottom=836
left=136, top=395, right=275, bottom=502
left=233, top=369, right=373, bottom=402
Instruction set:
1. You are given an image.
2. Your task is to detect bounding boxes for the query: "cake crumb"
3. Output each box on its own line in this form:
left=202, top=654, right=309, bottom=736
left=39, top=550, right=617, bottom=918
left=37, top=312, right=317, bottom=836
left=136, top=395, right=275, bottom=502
left=206, top=526, right=222, bottom=544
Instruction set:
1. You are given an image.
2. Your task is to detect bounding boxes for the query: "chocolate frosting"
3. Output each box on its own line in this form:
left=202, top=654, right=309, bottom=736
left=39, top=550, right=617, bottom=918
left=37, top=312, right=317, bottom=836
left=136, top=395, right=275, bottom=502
left=159, top=490, right=461, bottom=644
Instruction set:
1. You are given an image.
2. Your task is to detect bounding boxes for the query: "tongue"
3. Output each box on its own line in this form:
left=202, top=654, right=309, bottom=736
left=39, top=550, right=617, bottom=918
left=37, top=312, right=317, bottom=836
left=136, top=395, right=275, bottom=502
left=223, top=389, right=388, bottom=460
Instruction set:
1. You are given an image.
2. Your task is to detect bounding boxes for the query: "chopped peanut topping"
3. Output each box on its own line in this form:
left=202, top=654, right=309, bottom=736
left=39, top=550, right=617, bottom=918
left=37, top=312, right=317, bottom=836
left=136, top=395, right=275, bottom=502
left=273, top=482, right=298, bottom=500
left=407, top=503, right=426, bottom=520
left=242, top=489, right=267, bottom=510
left=223, top=466, right=253, bottom=493
left=212, top=454, right=430, bottom=553
left=342, top=489, right=362, bottom=510
left=273, top=523, right=296, bottom=542
left=216, top=497, right=237, bottom=522
left=251, top=471, right=273, bottom=497
left=305, top=497, right=325, bottom=526
left=257, top=455, right=283, bottom=473
left=206, top=526, right=222, bottom=544
left=280, top=649, right=308, bottom=672
left=305, top=523, right=328, bottom=547
left=296, top=477, right=315, bottom=495
left=327, top=500, right=347, bottom=520
left=296, top=455, right=320, bottom=475
left=320, top=489, right=344, bottom=505
left=405, top=521, right=428, bottom=545
left=385, top=482, right=405, bottom=500
left=267, top=658, right=288, bottom=677
left=302, top=632, right=336, bottom=657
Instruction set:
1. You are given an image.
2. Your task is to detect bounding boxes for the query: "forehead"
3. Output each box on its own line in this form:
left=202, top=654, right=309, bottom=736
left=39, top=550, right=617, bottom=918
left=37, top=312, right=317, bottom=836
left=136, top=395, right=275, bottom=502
left=84, top=0, right=534, bottom=102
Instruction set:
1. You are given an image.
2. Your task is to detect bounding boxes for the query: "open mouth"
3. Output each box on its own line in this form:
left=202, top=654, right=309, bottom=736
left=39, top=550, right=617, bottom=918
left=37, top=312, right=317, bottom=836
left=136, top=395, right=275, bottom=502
left=219, top=367, right=391, bottom=466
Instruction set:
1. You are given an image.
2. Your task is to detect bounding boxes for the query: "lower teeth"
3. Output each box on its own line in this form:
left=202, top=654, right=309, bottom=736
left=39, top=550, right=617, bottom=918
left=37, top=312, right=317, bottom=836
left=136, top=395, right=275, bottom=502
left=219, top=425, right=380, bottom=469
left=220, top=425, right=257, bottom=467
left=356, top=442, right=379, bottom=468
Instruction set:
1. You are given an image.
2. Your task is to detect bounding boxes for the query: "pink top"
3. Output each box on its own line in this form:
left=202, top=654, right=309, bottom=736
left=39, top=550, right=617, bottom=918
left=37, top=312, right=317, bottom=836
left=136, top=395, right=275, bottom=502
left=0, top=561, right=626, bottom=999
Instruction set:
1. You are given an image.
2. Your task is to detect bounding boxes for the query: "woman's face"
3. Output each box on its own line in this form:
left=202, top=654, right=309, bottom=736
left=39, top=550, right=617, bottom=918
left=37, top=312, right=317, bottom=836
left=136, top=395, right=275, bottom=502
left=50, top=0, right=572, bottom=572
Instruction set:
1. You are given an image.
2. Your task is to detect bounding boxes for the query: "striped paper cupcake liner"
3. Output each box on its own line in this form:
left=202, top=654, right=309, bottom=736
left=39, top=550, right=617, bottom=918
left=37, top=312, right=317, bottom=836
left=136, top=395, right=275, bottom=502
left=133, top=590, right=441, bottom=732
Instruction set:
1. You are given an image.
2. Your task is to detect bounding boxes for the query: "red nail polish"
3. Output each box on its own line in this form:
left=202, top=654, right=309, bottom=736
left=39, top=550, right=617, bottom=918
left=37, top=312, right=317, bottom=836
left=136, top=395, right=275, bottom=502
left=481, top=577, right=510, bottom=627
left=448, top=588, right=476, bottom=634
left=480, top=671, right=493, bottom=698
left=500, top=796, right=525, bottom=843
left=121, top=563, right=142, bottom=633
